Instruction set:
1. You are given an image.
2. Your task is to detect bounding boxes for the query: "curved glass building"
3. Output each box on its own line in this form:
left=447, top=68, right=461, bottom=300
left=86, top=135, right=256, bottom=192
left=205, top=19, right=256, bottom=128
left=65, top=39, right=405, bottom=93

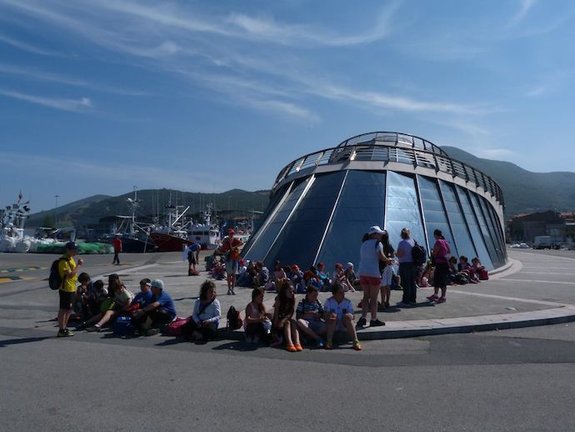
left=243, top=131, right=507, bottom=271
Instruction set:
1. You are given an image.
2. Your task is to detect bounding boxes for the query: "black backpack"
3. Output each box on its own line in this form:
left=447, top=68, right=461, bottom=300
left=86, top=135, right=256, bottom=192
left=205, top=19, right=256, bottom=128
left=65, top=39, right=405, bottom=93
left=48, top=258, right=65, bottom=290
left=226, top=306, right=243, bottom=330
left=411, top=241, right=427, bottom=265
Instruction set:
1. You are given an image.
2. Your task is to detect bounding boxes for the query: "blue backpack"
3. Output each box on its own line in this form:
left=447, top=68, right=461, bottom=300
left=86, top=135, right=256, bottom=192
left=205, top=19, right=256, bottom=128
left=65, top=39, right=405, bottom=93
left=113, top=315, right=135, bottom=337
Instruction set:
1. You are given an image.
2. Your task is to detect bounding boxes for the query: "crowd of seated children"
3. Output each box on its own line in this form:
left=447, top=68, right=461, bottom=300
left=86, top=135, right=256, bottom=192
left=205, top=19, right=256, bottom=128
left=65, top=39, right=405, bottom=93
left=334, top=263, right=355, bottom=293
left=471, top=257, right=489, bottom=280
left=458, top=256, right=480, bottom=283
left=272, top=280, right=302, bottom=352
left=253, top=261, right=270, bottom=288
left=315, top=262, right=332, bottom=291
left=237, top=261, right=255, bottom=287
left=295, top=285, right=327, bottom=348
left=83, top=274, right=134, bottom=332
left=289, top=264, right=306, bottom=294
left=344, top=262, right=360, bottom=289
left=183, top=280, right=221, bottom=343
left=244, top=287, right=272, bottom=343
left=131, top=279, right=177, bottom=336
left=265, top=260, right=288, bottom=292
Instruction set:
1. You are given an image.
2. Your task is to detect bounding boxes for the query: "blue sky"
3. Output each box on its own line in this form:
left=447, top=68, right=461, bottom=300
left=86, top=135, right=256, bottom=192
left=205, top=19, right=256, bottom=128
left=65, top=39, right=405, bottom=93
left=1, top=0, right=574, bottom=212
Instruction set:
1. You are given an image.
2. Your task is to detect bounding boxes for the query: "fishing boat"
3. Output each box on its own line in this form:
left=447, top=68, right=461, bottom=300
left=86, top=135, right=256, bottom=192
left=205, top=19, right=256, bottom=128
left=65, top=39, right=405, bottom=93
left=101, top=190, right=157, bottom=253
left=188, top=204, right=221, bottom=250
left=149, top=204, right=193, bottom=252
left=0, top=192, right=33, bottom=253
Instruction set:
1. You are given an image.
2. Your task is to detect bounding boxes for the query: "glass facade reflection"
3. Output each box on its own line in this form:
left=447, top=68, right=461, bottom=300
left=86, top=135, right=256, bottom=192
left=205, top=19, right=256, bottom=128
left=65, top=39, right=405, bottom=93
left=243, top=132, right=507, bottom=271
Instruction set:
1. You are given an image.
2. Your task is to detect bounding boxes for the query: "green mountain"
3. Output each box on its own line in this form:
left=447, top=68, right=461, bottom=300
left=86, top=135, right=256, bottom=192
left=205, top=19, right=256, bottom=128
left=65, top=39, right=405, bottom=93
left=27, top=147, right=575, bottom=228
left=27, top=189, right=270, bottom=229
left=441, top=146, right=575, bottom=216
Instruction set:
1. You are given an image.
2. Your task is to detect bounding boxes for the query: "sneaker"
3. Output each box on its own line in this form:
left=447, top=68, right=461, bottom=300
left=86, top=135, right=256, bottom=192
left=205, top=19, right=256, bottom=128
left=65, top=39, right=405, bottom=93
left=356, top=317, right=367, bottom=328
left=145, top=328, right=160, bottom=336
left=64, top=328, right=75, bottom=337
left=435, top=297, right=446, bottom=304
left=324, top=341, right=333, bottom=350
left=370, top=319, right=385, bottom=327
left=427, top=294, right=438, bottom=302
left=57, top=329, right=67, bottom=338
left=86, top=325, right=101, bottom=332
left=352, top=340, right=362, bottom=351
left=316, top=339, right=325, bottom=349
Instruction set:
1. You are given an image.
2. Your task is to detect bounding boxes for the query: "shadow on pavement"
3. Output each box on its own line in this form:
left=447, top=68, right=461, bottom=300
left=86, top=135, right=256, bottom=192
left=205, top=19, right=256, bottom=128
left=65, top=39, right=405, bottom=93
left=0, top=336, right=52, bottom=348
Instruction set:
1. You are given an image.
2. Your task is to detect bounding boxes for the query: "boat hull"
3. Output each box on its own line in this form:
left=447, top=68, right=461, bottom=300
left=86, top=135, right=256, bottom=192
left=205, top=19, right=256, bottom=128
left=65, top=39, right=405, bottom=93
left=149, top=233, right=192, bottom=252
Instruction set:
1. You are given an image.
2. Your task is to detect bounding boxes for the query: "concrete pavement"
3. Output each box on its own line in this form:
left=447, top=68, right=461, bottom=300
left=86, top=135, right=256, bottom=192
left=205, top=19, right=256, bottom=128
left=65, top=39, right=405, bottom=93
left=1, top=247, right=575, bottom=342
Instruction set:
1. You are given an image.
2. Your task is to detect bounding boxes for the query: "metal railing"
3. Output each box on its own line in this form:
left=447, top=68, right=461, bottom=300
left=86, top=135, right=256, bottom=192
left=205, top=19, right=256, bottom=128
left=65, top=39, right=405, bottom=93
left=272, top=135, right=504, bottom=207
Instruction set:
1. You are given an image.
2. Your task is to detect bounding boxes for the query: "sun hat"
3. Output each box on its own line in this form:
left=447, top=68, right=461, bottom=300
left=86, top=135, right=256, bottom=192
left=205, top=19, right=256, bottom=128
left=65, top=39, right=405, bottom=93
left=367, top=225, right=385, bottom=235
left=151, top=279, right=164, bottom=290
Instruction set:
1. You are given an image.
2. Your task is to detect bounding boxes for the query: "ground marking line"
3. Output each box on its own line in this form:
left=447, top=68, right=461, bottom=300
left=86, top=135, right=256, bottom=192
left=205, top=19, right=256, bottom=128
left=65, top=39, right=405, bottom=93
left=448, top=289, right=571, bottom=307
left=496, top=278, right=575, bottom=286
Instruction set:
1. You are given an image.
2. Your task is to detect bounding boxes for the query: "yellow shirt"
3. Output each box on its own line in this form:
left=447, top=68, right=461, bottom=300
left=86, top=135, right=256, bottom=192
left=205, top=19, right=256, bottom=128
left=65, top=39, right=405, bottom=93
left=58, top=256, right=78, bottom=293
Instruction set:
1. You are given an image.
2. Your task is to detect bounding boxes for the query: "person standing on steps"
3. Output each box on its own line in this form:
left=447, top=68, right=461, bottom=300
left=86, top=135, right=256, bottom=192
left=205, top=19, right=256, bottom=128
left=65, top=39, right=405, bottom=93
left=218, top=228, right=243, bottom=295
left=112, top=234, right=122, bottom=265
left=396, top=228, right=417, bottom=306
left=428, top=229, right=451, bottom=304
left=356, top=225, right=387, bottom=329
left=57, top=241, right=84, bottom=337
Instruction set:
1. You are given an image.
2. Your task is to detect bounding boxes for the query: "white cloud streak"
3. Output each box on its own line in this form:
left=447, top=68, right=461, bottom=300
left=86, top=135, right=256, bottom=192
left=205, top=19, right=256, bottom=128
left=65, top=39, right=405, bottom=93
left=0, top=89, right=92, bottom=112
left=0, top=63, right=147, bottom=96
left=0, top=33, right=61, bottom=56
left=507, top=0, right=537, bottom=27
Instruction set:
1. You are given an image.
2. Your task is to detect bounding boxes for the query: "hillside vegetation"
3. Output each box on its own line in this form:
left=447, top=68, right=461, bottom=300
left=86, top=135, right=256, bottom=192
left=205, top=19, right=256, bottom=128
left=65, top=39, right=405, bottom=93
left=27, top=147, right=575, bottom=227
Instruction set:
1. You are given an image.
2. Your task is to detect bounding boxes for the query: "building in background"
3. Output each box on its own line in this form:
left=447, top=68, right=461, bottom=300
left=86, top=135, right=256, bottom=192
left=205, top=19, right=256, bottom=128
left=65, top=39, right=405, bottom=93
left=242, top=131, right=507, bottom=271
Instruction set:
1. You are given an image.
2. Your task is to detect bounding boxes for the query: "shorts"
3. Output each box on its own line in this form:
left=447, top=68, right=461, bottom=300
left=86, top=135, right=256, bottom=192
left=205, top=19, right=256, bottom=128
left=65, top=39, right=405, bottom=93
left=59, top=290, right=76, bottom=310
left=359, top=275, right=381, bottom=286
left=188, top=256, right=197, bottom=265
left=226, top=259, right=239, bottom=275
left=302, top=318, right=326, bottom=334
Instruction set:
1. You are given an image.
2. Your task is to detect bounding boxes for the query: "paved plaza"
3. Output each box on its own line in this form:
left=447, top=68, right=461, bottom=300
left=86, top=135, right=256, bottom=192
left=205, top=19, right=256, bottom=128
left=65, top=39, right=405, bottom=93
left=2, top=248, right=575, bottom=432
left=1, top=248, right=575, bottom=340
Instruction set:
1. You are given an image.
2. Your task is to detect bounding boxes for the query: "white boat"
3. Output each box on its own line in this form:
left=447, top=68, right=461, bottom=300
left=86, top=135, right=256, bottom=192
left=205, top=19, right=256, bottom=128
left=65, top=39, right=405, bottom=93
left=189, top=204, right=221, bottom=250
left=0, top=192, right=33, bottom=253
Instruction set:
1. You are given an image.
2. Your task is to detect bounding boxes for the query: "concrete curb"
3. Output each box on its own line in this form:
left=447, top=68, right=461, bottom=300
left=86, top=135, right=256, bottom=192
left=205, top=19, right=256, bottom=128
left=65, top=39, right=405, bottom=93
left=355, top=305, right=575, bottom=340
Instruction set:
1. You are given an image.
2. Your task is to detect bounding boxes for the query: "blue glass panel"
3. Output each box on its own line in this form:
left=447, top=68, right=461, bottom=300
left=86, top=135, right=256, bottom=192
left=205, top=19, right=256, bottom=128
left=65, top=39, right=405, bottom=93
left=264, top=172, right=346, bottom=268
left=243, top=178, right=310, bottom=262
left=456, top=186, right=494, bottom=269
left=439, top=180, right=477, bottom=260
left=418, top=176, right=457, bottom=257
left=385, top=172, right=425, bottom=251
left=316, top=170, right=386, bottom=270
left=468, top=193, right=499, bottom=266
left=477, top=196, right=506, bottom=267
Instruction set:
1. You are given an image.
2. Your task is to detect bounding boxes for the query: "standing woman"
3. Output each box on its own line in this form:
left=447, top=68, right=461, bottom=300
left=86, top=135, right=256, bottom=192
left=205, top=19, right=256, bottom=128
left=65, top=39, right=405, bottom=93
left=428, top=229, right=451, bottom=303
left=356, top=226, right=387, bottom=328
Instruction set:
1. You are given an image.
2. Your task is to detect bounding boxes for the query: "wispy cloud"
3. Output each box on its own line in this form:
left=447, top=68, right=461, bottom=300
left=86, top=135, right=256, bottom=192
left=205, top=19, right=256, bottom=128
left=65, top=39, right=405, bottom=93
left=506, top=0, right=537, bottom=28
left=0, top=63, right=147, bottom=96
left=0, top=150, right=233, bottom=196
left=226, top=3, right=399, bottom=47
left=0, top=32, right=62, bottom=56
left=477, top=147, right=516, bottom=160
left=0, top=89, right=92, bottom=112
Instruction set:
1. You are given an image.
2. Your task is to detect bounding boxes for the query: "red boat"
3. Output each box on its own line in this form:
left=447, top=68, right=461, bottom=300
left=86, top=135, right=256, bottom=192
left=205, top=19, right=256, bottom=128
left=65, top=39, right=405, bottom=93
left=149, top=231, right=192, bottom=252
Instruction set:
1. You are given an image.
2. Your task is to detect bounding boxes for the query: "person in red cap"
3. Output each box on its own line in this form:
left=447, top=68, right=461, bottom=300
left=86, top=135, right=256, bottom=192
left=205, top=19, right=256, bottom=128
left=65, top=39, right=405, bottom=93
left=218, top=228, right=243, bottom=295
